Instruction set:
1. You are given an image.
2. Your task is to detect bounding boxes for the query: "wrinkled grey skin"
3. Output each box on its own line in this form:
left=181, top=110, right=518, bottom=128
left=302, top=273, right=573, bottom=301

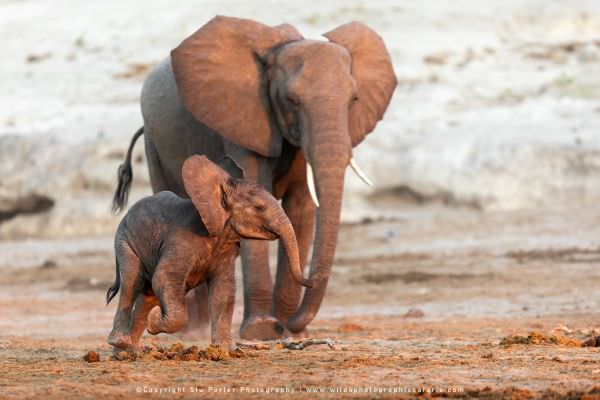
left=107, top=156, right=309, bottom=350
left=113, top=17, right=397, bottom=340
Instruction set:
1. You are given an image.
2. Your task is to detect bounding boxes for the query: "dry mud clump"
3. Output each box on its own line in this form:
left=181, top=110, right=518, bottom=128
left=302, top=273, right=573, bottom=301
left=499, top=331, right=581, bottom=347
left=82, top=351, right=100, bottom=363
left=108, top=343, right=241, bottom=362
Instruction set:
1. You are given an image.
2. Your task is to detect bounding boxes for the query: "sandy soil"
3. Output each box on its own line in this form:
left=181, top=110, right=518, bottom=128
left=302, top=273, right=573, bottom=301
left=2, top=205, right=600, bottom=398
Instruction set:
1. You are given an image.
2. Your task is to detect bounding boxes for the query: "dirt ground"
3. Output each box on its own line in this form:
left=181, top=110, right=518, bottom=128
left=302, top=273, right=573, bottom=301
left=2, top=205, right=600, bottom=399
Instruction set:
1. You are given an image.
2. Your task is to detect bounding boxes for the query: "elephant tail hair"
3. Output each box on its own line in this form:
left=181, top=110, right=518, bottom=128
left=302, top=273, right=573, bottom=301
left=106, top=256, right=120, bottom=305
left=112, top=127, right=144, bottom=213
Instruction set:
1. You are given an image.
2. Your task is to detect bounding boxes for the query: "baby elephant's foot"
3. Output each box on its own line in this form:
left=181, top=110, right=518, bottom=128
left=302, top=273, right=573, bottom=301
left=239, top=315, right=284, bottom=340
left=108, top=330, right=133, bottom=349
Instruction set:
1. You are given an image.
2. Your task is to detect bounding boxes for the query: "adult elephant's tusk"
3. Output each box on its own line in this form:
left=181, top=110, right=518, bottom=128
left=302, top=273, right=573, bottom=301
left=349, top=158, right=374, bottom=186
left=306, top=162, right=320, bottom=208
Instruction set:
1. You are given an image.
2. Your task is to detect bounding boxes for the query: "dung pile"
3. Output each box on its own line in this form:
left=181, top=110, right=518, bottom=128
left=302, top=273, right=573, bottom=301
left=109, top=343, right=240, bottom=362
left=499, top=331, right=581, bottom=347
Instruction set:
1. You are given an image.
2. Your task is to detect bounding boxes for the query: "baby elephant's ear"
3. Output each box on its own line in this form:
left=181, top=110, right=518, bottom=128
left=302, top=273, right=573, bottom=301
left=217, top=156, right=245, bottom=180
left=182, top=155, right=230, bottom=236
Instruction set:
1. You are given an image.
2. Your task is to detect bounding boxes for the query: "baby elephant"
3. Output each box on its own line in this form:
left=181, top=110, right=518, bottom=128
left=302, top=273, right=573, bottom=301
left=106, top=155, right=312, bottom=350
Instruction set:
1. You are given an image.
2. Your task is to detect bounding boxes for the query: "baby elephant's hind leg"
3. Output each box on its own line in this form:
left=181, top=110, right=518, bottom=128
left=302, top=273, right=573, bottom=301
left=147, top=262, right=188, bottom=334
left=128, top=294, right=159, bottom=347
left=108, top=241, right=143, bottom=349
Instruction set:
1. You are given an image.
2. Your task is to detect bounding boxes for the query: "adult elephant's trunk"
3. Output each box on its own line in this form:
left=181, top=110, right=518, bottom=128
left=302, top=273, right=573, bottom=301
left=287, top=137, right=348, bottom=333
left=271, top=210, right=314, bottom=288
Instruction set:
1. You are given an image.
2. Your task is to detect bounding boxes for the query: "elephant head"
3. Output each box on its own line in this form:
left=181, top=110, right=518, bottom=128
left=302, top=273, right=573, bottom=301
left=171, top=16, right=397, bottom=332
left=182, top=155, right=312, bottom=288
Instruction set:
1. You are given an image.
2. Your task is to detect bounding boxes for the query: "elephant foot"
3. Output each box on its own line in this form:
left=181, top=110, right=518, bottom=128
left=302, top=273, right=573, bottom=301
left=239, top=315, right=284, bottom=340
left=108, top=331, right=133, bottom=349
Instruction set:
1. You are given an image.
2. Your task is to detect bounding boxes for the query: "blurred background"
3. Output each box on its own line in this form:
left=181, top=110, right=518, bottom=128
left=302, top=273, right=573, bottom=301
left=1, top=0, right=599, bottom=240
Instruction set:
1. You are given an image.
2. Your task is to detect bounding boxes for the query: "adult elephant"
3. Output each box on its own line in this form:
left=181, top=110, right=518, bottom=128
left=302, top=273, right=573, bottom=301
left=112, top=16, right=396, bottom=339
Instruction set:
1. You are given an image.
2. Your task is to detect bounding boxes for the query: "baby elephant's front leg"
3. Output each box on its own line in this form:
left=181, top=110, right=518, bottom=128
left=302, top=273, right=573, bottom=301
left=208, top=259, right=236, bottom=348
left=147, top=263, right=188, bottom=335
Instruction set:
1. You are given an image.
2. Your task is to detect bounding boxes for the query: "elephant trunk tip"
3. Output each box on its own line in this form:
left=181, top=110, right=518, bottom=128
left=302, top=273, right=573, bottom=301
left=286, top=310, right=316, bottom=334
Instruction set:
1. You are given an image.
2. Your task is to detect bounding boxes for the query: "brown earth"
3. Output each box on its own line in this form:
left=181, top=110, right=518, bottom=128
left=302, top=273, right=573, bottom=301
left=1, top=205, right=600, bottom=398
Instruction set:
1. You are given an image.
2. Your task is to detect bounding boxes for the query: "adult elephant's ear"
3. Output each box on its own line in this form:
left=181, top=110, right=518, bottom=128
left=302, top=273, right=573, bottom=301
left=171, top=16, right=301, bottom=157
left=324, top=22, right=397, bottom=147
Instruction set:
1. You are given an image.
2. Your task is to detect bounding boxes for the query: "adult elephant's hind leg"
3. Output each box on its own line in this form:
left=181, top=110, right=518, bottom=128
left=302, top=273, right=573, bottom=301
left=128, top=293, right=159, bottom=347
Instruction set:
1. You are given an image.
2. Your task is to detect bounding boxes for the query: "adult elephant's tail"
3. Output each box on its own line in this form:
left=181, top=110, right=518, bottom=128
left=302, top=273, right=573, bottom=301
left=111, top=127, right=144, bottom=213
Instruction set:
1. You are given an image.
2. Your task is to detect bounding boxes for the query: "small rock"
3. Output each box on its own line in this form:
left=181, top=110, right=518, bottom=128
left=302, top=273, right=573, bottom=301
left=83, top=351, right=100, bottom=363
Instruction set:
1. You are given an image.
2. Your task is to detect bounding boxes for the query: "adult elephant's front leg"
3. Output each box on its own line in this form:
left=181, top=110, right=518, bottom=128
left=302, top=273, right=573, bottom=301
left=234, top=149, right=283, bottom=340
left=272, top=182, right=315, bottom=334
left=239, top=239, right=283, bottom=340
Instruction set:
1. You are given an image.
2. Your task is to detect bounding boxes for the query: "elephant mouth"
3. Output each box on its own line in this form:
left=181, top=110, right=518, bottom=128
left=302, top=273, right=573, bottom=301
left=260, top=225, right=279, bottom=240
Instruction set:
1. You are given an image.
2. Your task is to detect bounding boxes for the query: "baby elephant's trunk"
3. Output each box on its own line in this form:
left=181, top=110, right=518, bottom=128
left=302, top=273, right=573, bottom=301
left=273, top=213, right=314, bottom=288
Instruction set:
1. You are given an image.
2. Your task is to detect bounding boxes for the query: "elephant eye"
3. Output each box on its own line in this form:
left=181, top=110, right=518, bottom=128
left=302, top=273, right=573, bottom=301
left=352, top=95, right=359, bottom=103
